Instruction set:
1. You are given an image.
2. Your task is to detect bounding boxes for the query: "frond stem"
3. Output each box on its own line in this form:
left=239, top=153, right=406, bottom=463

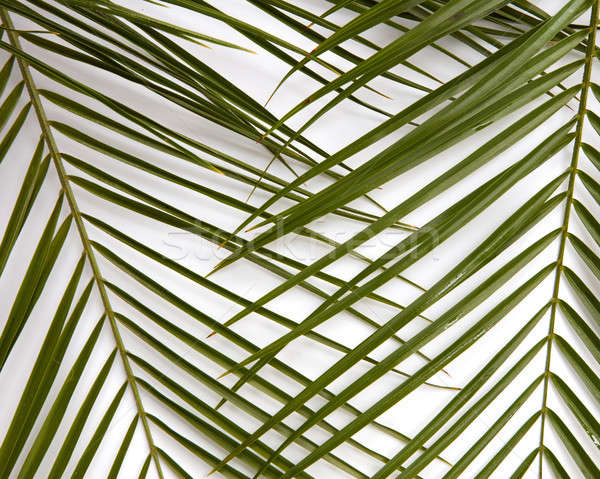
left=0, top=9, right=165, bottom=479
left=537, top=2, right=599, bottom=476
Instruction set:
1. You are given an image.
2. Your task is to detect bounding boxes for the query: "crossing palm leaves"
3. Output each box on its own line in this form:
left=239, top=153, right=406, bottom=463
left=1, top=0, right=600, bottom=478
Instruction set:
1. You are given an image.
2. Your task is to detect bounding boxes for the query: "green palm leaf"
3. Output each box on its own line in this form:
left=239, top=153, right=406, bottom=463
left=2, top=0, right=600, bottom=477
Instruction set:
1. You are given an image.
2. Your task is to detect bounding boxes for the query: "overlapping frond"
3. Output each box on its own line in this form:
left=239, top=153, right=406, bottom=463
left=1, top=0, right=600, bottom=478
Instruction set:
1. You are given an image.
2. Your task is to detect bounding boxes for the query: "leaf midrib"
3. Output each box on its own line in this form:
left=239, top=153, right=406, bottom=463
left=0, top=9, right=164, bottom=479
left=538, top=0, right=600, bottom=473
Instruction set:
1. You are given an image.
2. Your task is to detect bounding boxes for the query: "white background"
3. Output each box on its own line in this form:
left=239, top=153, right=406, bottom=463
left=1, top=1, right=599, bottom=478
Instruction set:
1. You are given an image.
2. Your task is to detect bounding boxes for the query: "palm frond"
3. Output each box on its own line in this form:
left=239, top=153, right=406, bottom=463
left=2, top=0, right=600, bottom=477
